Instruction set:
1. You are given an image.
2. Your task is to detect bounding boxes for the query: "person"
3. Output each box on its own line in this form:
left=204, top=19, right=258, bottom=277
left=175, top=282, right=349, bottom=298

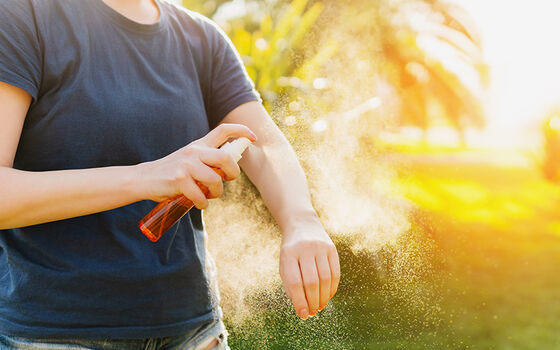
left=0, top=0, right=340, bottom=349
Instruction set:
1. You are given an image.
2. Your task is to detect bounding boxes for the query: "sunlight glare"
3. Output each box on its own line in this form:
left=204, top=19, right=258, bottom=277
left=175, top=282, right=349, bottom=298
left=549, top=116, right=560, bottom=131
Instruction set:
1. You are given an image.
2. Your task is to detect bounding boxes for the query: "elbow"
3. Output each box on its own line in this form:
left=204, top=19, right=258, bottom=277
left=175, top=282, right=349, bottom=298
left=0, top=200, right=29, bottom=229
left=0, top=169, right=20, bottom=229
left=0, top=194, right=9, bottom=229
left=0, top=194, right=19, bottom=230
left=0, top=220, right=12, bottom=230
left=0, top=216, right=25, bottom=230
left=0, top=210, right=16, bottom=230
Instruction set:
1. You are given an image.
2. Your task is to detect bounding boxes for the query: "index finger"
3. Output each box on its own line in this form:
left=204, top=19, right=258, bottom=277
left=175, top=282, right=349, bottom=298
left=200, top=123, right=257, bottom=148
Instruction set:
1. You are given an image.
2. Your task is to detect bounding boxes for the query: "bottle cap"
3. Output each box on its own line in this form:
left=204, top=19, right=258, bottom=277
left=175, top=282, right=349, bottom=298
left=220, top=137, right=252, bottom=162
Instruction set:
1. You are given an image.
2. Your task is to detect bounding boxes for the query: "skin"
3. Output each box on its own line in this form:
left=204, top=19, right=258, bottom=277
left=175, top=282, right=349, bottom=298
left=0, top=0, right=340, bottom=341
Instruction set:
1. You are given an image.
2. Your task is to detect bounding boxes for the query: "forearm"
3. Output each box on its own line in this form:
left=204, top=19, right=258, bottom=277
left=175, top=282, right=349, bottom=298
left=0, top=165, right=143, bottom=229
left=239, top=120, right=320, bottom=235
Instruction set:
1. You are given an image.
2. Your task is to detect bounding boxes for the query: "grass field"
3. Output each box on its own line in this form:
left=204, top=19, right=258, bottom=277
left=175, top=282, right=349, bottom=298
left=225, top=148, right=560, bottom=349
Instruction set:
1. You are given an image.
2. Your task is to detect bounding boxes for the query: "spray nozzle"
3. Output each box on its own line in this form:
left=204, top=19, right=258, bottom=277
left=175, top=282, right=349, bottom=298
left=219, top=137, right=252, bottom=162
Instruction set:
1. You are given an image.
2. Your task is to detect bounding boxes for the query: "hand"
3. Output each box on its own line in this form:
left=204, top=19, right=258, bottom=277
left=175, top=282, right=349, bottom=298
left=279, top=216, right=340, bottom=319
left=137, top=123, right=257, bottom=208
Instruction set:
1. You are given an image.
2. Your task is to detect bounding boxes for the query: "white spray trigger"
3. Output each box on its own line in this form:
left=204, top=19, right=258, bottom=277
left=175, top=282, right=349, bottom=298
left=219, top=137, right=252, bottom=162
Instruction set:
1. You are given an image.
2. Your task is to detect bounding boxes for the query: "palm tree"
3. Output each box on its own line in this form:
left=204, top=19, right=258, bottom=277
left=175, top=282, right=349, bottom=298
left=331, top=0, right=488, bottom=136
left=391, top=0, right=487, bottom=133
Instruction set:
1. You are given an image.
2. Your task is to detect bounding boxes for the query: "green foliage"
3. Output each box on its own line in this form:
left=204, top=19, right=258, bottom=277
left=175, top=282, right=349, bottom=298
left=227, top=0, right=331, bottom=113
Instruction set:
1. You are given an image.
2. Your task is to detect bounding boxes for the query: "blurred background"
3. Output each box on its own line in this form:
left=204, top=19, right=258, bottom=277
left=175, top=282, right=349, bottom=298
left=176, top=0, right=560, bottom=348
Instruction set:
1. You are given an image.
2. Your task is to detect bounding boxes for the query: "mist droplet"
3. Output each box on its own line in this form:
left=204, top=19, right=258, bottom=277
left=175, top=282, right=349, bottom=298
left=255, top=38, right=269, bottom=51
left=289, top=101, right=301, bottom=112
left=313, top=78, right=329, bottom=90
left=285, top=116, right=297, bottom=126
left=312, top=119, right=328, bottom=132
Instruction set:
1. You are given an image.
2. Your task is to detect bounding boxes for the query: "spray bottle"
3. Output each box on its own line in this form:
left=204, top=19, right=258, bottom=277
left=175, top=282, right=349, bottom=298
left=139, top=137, right=253, bottom=242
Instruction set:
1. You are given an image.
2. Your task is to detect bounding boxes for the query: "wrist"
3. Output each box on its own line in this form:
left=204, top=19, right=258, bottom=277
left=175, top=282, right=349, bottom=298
left=125, top=162, right=153, bottom=202
left=280, top=209, right=322, bottom=238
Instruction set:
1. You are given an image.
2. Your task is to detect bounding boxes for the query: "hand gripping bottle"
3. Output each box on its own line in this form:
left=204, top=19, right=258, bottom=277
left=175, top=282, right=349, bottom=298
left=139, top=137, right=252, bottom=242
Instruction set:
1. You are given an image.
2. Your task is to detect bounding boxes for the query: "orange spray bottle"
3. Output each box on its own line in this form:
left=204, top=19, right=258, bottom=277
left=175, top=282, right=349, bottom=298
left=139, top=137, right=253, bottom=242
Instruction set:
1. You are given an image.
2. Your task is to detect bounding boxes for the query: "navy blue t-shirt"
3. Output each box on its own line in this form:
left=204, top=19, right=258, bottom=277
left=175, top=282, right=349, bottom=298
left=0, top=0, right=259, bottom=339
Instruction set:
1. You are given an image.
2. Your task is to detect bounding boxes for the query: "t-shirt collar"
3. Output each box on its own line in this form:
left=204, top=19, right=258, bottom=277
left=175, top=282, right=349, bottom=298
left=90, top=0, right=168, bottom=35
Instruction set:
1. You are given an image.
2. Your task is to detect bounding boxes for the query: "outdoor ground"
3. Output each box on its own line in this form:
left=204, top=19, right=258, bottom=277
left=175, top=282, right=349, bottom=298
left=225, top=147, right=560, bottom=349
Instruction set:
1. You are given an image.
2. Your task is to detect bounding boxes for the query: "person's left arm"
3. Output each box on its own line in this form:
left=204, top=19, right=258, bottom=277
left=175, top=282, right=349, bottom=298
left=220, top=100, right=340, bottom=319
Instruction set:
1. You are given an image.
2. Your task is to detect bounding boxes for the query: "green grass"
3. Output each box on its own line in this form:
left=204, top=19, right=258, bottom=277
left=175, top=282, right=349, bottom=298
left=225, top=151, right=560, bottom=349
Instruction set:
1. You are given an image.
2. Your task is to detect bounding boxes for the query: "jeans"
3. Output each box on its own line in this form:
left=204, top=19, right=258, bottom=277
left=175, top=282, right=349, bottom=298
left=0, top=319, right=229, bottom=350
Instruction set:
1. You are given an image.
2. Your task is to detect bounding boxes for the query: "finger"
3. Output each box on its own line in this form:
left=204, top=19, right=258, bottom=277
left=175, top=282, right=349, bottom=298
left=200, top=123, right=257, bottom=148
left=328, top=248, right=341, bottom=299
left=198, top=148, right=240, bottom=181
left=189, top=164, right=223, bottom=199
left=193, top=179, right=223, bottom=200
left=179, top=177, right=208, bottom=209
left=281, top=257, right=309, bottom=319
left=316, top=255, right=331, bottom=311
left=300, top=256, right=320, bottom=316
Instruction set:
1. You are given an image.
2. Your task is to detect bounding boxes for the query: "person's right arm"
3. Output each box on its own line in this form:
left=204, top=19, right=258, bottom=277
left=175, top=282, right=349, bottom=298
left=0, top=81, right=256, bottom=230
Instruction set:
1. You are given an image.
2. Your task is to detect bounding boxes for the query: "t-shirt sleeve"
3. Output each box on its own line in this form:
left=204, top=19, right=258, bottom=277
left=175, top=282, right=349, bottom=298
left=0, top=0, right=42, bottom=100
left=204, top=23, right=261, bottom=129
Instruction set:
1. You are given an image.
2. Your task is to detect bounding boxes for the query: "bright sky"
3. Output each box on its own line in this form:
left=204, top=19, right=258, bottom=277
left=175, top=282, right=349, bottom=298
left=451, top=0, right=560, bottom=134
